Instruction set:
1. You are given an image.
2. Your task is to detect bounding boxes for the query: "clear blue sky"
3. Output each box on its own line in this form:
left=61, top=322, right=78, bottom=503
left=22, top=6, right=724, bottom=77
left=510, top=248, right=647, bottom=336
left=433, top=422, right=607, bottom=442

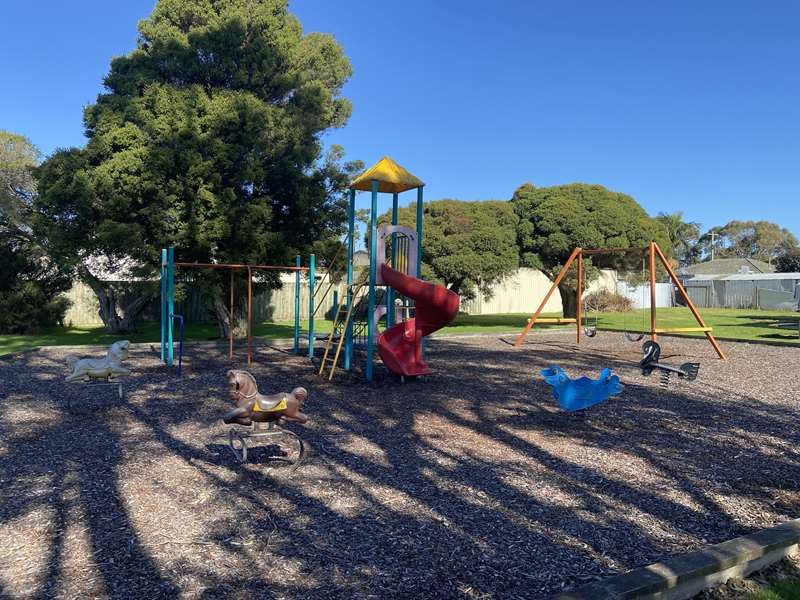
left=2, top=1, right=798, bottom=236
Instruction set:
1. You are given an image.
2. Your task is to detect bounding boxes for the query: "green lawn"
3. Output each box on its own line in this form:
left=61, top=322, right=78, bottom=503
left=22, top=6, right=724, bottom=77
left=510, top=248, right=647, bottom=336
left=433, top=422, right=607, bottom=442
left=745, top=578, right=800, bottom=599
left=1, top=308, right=797, bottom=356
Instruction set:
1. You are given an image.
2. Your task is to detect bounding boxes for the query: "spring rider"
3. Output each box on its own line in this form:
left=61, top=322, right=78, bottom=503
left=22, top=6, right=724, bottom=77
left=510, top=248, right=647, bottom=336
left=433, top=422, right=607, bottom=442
left=540, top=366, right=622, bottom=412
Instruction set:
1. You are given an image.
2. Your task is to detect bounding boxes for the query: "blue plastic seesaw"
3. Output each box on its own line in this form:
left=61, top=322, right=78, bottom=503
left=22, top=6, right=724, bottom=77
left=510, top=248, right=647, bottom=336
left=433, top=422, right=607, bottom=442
left=540, top=366, right=622, bottom=412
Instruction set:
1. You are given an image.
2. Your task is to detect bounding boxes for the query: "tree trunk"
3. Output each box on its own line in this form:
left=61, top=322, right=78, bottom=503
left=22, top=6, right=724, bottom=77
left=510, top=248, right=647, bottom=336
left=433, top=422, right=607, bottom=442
left=78, top=265, right=153, bottom=334
left=213, top=296, right=233, bottom=340
left=558, top=283, right=578, bottom=318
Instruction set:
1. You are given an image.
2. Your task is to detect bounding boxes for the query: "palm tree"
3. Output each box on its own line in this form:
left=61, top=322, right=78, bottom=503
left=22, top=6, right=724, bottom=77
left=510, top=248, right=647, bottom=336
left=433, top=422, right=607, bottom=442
left=656, top=212, right=701, bottom=265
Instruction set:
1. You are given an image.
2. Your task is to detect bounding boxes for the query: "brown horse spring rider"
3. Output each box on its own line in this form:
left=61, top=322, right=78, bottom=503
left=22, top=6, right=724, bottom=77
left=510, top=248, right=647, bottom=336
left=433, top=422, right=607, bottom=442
left=222, top=370, right=308, bottom=426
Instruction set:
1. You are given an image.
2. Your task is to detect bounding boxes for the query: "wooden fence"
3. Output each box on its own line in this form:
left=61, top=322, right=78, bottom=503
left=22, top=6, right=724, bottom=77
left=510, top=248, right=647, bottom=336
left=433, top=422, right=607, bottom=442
left=62, top=268, right=620, bottom=327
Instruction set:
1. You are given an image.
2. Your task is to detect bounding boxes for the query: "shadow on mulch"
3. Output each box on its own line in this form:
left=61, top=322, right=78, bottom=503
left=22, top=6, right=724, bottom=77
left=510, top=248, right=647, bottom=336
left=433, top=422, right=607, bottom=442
left=1, top=334, right=799, bottom=598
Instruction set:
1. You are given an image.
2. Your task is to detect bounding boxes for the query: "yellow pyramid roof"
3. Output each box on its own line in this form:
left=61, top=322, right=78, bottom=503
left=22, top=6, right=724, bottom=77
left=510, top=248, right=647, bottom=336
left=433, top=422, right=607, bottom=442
left=350, top=156, right=425, bottom=194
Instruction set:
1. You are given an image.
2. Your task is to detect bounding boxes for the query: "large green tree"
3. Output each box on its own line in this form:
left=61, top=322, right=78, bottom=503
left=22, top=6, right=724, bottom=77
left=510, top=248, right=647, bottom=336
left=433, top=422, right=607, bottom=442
left=696, top=220, right=798, bottom=265
left=0, top=132, right=70, bottom=333
left=655, top=211, right=701, bottom=266
left=512, top=183, right=669, bottom=317
left=377, top=199, right=519, bottom=301
left=35, top=0, right=356, bottom=333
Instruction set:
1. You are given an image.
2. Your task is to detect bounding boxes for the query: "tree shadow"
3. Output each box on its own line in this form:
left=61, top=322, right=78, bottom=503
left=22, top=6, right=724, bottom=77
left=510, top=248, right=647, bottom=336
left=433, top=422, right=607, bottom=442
left=1, top=335, right=799, bottom=597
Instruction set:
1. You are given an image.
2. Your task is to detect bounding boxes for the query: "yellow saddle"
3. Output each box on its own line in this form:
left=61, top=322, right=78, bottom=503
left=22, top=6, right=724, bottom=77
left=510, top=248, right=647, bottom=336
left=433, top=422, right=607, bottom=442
left=253, top=395, right=287, bottom=413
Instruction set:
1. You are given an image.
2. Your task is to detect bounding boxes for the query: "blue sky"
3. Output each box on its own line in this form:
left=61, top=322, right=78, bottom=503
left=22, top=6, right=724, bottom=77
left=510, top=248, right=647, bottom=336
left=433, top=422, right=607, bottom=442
left=2, top=1, right=798, bottom=236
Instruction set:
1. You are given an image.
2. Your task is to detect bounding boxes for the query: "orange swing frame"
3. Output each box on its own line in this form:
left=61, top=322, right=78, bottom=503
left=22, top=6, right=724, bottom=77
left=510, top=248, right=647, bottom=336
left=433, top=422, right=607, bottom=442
left=514, top=242, right=726, bottom=360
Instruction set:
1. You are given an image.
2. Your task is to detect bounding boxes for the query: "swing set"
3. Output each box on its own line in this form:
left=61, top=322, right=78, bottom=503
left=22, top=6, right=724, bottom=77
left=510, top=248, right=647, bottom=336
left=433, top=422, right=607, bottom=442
left=514, top=242, right=726, bottom=360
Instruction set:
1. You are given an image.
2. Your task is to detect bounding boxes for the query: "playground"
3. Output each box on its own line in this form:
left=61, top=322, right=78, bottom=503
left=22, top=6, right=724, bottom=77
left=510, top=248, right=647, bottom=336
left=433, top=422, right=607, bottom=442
left=2, top=332, right=799, bottom=598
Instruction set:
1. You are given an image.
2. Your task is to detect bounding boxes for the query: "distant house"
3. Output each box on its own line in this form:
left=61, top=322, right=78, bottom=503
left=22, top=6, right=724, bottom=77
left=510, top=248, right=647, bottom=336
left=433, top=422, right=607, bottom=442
left=680, top=258, right=774, bottom=277
left=353, top=250, right=370, bottom=268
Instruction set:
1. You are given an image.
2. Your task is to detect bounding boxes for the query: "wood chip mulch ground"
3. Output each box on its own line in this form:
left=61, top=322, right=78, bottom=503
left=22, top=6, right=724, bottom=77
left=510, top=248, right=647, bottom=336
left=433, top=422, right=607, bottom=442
left=1, top=331, right=798, bottom=599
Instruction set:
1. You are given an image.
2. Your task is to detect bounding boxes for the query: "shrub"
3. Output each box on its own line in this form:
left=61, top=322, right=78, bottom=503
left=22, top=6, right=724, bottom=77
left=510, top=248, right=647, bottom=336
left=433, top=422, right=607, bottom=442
left=0, top=244, right=71, bottom=334
left=583, top=289, right=634, bottom=313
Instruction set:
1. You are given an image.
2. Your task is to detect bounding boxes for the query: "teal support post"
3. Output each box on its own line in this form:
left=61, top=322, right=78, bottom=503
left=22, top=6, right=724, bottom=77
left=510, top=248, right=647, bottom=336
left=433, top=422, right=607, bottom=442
left=308, top=254, right=315, bottom=359
left=167, top=246, right=175, bottom=367
left=386, top=192, right=399, bottom=328
left=293, top=255, right=301, bottom=354
left=160, top=248, right=167, bottom=362
left=416, top=186, right=424, bottom=356
left=345, top=188, right=355, bottom=370
left=366, top=180, right=379, bottom=381
left=332, top=289, right=339, bottom=317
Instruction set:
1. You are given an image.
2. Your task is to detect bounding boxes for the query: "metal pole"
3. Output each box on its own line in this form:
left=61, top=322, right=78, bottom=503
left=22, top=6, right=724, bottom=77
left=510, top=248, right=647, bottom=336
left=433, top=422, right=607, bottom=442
left=650, top=242, right=657, bottom=342
left=161, top=249, right=167, bottom=362
left=416, top=185, right=424, bottom=355
left=345, top=188, right=355, bottom=370
left=294, top=255, right=301, bottom=354
left=229, top=269, right=234, bottom=359
left=366, top=180, right=379, bottom=381
left=247, top=267, right=253, bottom=366
left=387, top=192, right=399, bottom=328
left=167, top=246, right=174, bottom=367
left=576, top=251, right=583, bottom=344
left=308, top=254, right=315, bottom=359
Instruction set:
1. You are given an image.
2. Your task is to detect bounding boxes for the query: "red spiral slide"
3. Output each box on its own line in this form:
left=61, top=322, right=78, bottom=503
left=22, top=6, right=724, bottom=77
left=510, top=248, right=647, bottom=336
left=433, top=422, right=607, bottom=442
left=377, top=263, right=460, bottom=377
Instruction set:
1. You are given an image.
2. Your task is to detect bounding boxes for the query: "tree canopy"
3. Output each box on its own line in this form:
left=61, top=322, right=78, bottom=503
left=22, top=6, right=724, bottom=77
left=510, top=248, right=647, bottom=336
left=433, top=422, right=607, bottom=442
left=377, top=199, right=519, bottom=301
left=0, top=132, right=70, bottom=333
left=655, top=211, right=701, bottom=266
left=34, top=0, right=357, bottom=332
left=696, top=220, right=798, bottom=265
left=512, top=182, right=669, bottom=316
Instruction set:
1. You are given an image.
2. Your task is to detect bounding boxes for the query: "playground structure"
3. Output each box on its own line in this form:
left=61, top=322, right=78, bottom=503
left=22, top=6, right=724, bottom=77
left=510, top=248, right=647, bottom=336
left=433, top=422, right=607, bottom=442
left=318, top=156, right=460, bottom=381
left=515, top=242, right=727, bottom=360
left=159, top=157, right=459, bottom=381
left=160, top=248, right=313, bottom=368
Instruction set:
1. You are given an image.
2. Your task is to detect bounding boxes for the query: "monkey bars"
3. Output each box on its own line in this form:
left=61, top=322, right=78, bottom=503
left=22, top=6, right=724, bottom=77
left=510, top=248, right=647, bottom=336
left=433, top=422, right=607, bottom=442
left=514, top=242, right=726, bottom=360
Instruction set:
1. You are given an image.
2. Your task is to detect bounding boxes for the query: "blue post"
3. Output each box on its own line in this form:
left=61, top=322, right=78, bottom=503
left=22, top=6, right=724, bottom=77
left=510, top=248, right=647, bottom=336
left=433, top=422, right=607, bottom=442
left=294, top=255, right=301, bottom=354
left=386, top=192, right=399, bottom=328
left=160, top=248, right=167, bottom=362
left=416, top=186, right=424, bottom=356
left=167, top=246, right=175, bottom=367
left=332, top=289, right=339, bottom=318
left=345, top=188, right=355, bottom=370
left=172, top=314, right=184, bottom=376
left=366, top=180, right=379, bottom=381
left=308, top=254, right=315, bottom=359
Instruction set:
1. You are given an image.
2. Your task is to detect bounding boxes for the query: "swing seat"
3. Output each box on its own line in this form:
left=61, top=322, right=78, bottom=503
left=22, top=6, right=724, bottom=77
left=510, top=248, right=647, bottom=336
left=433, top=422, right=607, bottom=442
left=540, top=366, right=622, bottom=412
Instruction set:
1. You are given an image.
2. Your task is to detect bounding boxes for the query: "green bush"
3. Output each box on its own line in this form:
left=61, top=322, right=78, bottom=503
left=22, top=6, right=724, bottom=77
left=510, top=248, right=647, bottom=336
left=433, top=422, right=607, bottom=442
left=583, top=289, right=634, bottom=313
left=0, top=245, right=71, bottom=334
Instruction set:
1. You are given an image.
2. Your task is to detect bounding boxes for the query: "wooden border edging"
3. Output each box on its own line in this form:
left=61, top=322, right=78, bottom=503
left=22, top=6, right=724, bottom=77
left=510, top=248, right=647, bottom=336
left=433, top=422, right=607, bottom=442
left=553, top=518, right=800, bottom=600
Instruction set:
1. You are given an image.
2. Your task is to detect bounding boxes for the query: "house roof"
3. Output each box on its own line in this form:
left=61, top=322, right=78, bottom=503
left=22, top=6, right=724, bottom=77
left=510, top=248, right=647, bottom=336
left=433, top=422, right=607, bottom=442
left=350, top=156, right=424, bottom=194
left=681, top=258, right=774, bottom=276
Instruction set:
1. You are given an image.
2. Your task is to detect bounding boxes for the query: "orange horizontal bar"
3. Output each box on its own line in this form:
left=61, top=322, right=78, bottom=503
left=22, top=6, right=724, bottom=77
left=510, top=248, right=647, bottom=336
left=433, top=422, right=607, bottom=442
left=174, top=262, right=309, bottom=271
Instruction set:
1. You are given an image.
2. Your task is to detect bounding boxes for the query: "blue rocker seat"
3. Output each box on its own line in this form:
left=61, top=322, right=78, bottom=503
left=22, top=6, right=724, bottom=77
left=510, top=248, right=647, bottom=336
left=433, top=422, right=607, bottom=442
left=540, top=366, right=622, bottom=412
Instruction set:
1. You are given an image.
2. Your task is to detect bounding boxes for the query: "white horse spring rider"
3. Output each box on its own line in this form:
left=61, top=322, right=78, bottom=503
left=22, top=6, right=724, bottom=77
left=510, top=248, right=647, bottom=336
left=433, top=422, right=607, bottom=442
left=65, top=340, right=131, bottom=382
